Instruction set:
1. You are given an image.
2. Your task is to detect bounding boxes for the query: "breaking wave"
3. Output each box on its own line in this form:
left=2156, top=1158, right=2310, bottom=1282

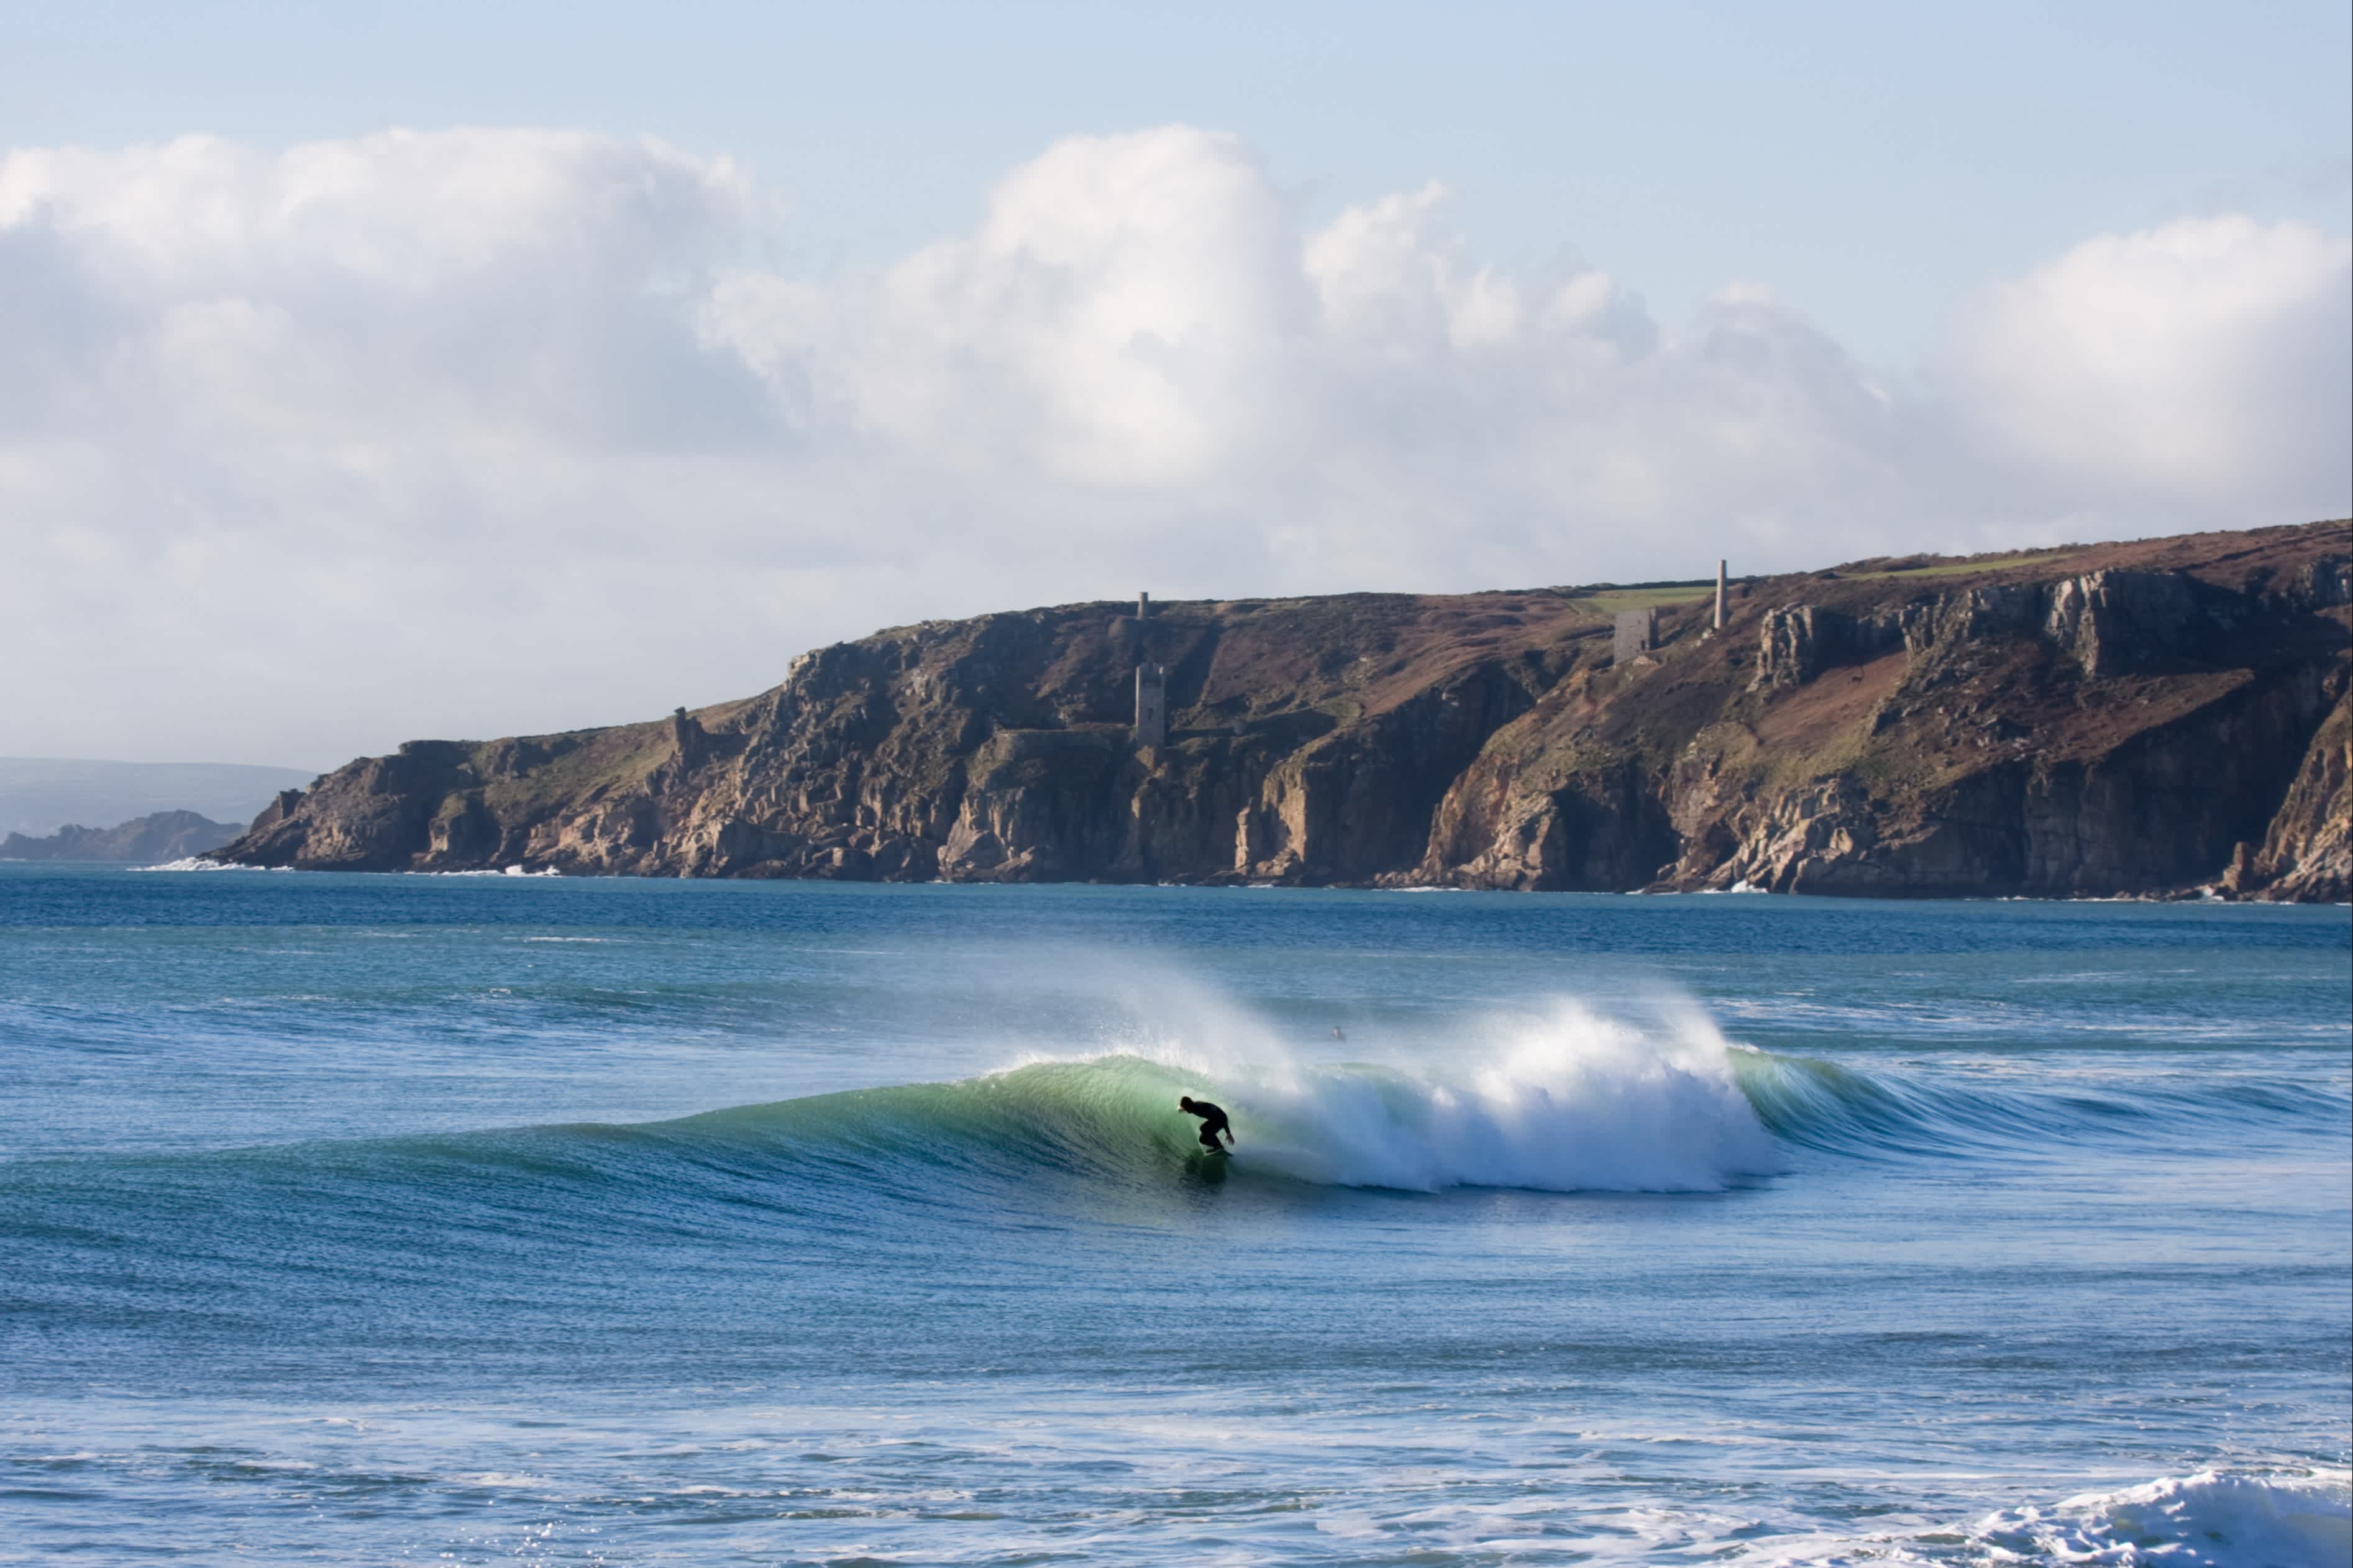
left=669, top=998, right=1784, bottom=1195
left=641, top=1016, right=2343, bottom=1201
left=1604, top=1466, right=2353, bottom=1566
left=1964, top=1466, right=2352, bottom=1568
left=28, top=988, right=2341, bottom=1220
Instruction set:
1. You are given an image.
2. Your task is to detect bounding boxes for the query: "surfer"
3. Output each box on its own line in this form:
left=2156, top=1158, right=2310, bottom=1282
left=1178, top=1095, right=1233, bottom=1154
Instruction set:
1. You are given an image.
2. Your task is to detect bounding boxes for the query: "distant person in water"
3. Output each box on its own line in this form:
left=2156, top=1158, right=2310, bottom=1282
left=1178, top=1096, right=1233, bottom=1154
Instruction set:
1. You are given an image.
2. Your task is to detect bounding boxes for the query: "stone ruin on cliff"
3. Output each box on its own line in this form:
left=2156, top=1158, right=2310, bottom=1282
left=1612, top=607, right=1658, bottom=663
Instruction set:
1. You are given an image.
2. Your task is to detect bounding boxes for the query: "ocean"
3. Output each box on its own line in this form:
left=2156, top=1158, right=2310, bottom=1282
left=1, top=863, right=2346, bottom=1565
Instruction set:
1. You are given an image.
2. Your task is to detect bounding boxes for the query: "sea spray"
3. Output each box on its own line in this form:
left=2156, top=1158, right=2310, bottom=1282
left=1127, top=999, right=1783, bottom=1192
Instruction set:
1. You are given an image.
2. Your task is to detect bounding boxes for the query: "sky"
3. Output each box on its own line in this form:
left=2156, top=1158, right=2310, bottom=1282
left=2, top=1, right=2348, bottom=767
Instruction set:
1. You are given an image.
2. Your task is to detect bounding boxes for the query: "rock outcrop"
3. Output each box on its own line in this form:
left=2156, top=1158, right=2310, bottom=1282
left=2227, top=696, right=2351, bottom=903
left=213, top=521, right=2352, bottom=901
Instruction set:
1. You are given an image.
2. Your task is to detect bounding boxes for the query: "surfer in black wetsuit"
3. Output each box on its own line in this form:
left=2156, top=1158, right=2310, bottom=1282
left=1178, top=1095, right=1233, bottom=1154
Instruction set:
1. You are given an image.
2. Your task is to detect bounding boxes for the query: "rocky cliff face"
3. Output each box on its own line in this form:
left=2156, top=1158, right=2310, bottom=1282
left=2230, top=698, right=2351, bottom=902
left=216, top=521, right=2351, bottom=901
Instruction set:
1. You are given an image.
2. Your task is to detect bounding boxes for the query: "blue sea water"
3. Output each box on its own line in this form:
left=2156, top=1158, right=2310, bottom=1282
left=1, top=863, right=2346, bottom=1566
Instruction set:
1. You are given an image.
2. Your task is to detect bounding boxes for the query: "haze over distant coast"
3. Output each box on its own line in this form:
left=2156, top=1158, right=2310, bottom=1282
left=0, top=811, right=242, bottom=863
left=0, top=759, right=317, bottom=841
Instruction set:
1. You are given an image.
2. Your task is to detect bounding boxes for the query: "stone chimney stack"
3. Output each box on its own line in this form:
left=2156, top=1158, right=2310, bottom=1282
left=1715, top=560, right=1727, bottom=630
left=1138, top=590, right=1151, bottom=621
left=670, top=706, right=705, bottom=770
left=1133, top=663, right=1167, bottom=747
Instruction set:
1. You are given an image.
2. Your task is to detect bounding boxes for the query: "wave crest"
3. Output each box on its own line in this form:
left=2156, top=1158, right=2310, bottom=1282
left=676, top=1000, right=1782, bottom=1195
left=1197, top=1002, right=1780, bottom=1192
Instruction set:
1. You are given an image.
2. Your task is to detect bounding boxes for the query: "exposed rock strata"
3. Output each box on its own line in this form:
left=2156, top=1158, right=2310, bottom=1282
left=216, top=521, right=2352, bottom=900
left=2227, top=696, right=2350, bottom=903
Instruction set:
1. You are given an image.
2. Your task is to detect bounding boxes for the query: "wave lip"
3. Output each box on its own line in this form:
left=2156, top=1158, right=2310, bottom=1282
left=1208, top=1003, right=1781, bottom=1193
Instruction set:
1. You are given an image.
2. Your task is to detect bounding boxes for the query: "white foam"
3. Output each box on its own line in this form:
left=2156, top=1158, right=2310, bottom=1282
left=131, top=857, right=290, bottom=872
left=1969, top=1467, right=2351, bottom=1568
left=1142, top=998, right=1782, bottom=1193
left=1679, top=1468, right=2353, bottom=1567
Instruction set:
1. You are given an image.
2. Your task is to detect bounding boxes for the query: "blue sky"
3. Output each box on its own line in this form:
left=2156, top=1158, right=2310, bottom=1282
left=2, top=1, right=2347, bottom=764
left=10, top=1, right=2346, bottom=356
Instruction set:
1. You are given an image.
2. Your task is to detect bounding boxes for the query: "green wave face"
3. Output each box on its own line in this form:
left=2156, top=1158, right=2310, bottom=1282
left=659, top=1019, right=1785, bottom=1195
left=673, top=1055, right=1220, bottom=1185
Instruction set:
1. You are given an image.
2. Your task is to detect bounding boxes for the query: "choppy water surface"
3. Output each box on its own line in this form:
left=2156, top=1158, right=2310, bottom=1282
left=1, top=865, right=2346, bottom=1565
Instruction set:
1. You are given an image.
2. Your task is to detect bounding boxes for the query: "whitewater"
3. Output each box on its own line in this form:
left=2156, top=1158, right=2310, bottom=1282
left=1, top=867, right=2346, bottom=1564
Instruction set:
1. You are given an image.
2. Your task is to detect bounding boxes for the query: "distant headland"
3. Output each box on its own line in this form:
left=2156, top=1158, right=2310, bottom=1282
left=2, top=811, right=242, bottom=863
left=209, top=520, right=2350, bottom=901
left=0, top=757, right=318, bottom=842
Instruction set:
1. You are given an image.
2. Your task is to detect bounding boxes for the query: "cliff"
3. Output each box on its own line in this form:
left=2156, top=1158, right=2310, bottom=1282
left=4, top=810, right=242, bottom=862
left=214, top=521, right=2351, bottom=901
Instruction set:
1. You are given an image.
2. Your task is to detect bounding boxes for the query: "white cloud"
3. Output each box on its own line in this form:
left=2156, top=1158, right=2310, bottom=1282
left=1945, top=215, right=2352, bottom=517
left=1, top=126, right=2344, bottom=765
left=706, top=127, right=1309, bottom=486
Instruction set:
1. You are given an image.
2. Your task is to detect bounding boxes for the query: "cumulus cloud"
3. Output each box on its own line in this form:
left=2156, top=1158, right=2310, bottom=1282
left=708, top=129, right=1311, bottom=488
left=1944, top=215, right=2351, bottom=519
left=0, top=125, right=2344, bottom=765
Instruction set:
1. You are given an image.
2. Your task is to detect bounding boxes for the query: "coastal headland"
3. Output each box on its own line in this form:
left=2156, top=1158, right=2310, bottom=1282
left=2, top=811, right=241, bottom=862
left=212, top=521, right=2351, bottom=900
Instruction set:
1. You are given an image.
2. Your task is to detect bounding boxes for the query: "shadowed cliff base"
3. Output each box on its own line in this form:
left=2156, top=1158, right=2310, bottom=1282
left=213, top=521, right=2352, bottom=901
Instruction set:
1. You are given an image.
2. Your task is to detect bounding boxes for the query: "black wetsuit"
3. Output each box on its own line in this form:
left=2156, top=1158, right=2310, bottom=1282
left=1185, top=1100, right=1231, bottom=1151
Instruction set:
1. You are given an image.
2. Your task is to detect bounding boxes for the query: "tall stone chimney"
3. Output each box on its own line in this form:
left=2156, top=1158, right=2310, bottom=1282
left=1715, top=559, right=1727, bottom=630
left=1133, top=663, right=1167, bottom=747
left=1138, top=590, right=1151, bottom=621
left=670, top=706, right=706, bottom=770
